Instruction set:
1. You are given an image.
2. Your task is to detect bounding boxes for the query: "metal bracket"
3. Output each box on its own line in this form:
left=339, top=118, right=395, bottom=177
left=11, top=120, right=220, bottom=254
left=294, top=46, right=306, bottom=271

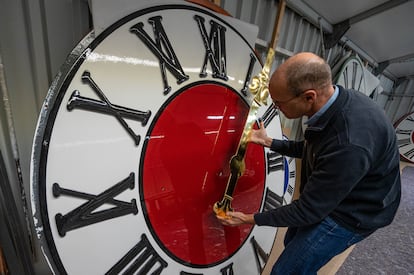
left=323, top=19, right=350, bottom=49
left=373, top=61, right=390, bottom=76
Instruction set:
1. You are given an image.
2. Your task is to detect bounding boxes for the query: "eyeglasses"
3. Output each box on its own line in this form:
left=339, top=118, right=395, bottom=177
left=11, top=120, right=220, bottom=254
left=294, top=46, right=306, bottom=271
left=273, top=89, right=313, bottom=107
left=273, top=95, right=299, bottom=107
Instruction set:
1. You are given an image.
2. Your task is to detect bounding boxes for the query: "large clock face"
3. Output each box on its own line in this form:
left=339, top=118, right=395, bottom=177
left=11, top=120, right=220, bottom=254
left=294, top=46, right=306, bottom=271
left=31, top=3, right=295, bottom=274
left=334, top=55, right=367, bottom=94
left=394, top=111, right=414, bottom=163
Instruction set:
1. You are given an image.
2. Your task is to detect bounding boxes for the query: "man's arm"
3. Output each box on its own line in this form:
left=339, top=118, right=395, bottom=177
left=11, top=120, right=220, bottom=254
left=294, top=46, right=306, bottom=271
left=249, top=121, right=304, bottom=157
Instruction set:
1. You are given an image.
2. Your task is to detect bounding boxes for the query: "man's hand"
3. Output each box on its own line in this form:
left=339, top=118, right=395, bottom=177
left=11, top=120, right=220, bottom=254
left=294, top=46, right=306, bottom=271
left=216, top=211, right=255, bottom=226
left=249, top=120, right=272, bottom=147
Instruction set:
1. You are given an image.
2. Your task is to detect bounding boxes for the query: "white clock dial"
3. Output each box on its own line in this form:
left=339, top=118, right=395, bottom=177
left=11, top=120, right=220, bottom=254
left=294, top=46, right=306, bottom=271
left=30, top=3, right=295, bottom=274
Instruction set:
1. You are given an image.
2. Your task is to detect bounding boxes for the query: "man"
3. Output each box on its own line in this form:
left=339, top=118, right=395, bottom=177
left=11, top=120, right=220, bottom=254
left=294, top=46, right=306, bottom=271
left=217, top=52, right=401, bottom=274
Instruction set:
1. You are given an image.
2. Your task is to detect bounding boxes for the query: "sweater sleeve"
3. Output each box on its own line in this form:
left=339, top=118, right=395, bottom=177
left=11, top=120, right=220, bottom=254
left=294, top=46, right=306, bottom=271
left=270, top=139, right=304, bottom=158
left=254, top=144, right=371, bottom=227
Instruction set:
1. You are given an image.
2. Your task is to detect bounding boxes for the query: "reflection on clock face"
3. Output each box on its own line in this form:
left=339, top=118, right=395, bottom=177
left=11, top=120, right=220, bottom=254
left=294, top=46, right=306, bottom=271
left=31, top=3, right=295, bottom=274
left=142, top=83, right=265, bottom=266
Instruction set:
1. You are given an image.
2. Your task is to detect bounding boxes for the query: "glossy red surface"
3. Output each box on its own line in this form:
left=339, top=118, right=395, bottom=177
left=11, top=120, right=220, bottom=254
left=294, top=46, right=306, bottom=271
left=142, top=83, right=265, bottom=266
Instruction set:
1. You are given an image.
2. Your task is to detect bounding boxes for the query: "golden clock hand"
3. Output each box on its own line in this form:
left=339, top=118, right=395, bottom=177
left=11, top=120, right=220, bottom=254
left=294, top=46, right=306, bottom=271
left=214, top=0, right=286, bottom=218
left=214, top=49, right=275, bottom=217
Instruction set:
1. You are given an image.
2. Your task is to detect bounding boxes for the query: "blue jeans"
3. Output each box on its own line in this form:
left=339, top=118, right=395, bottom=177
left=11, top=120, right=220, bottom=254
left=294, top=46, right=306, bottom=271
left=271, top=216, right=368, bottom=275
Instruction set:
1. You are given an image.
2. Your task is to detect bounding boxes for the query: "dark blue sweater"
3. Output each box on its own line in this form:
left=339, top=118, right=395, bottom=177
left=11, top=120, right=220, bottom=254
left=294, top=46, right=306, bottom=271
left=254, top=86, right=401, bottom=234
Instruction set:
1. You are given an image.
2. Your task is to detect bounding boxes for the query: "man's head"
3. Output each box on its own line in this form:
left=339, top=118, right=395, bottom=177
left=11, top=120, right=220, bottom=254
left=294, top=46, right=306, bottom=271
left=269, top=52, right=334, bottom=119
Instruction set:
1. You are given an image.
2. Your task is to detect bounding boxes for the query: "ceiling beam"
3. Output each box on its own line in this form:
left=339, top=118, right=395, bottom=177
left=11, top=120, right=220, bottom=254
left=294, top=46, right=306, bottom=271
left=387, top=52, right=414, bottom=64
left=373, top=61, right=390, bottom=76
left=285, top=0, right=333, bottom=33
left=349, top=0, right=412, bottom=24
left=324, top=0, right=412, bottom=48
left=373, top=52, right=414, bottom=75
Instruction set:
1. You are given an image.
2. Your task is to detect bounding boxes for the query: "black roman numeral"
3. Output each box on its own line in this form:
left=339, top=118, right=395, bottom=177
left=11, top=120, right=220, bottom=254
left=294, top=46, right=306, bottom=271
left=396, top=128, right=411, bottom=135
left=67, top=71, right=151, bottom=146
left=251, top=236, right=269, bottom=274
left=194, top=15, right=228, bottom=80
left=261, top=103, right=278, bottom=128
left=130, top=16, right=189, bottom=95
left=262, top=188, right=283, bottom=212
left=241, top=53, right=257, bottom=96
left=53, top=173, right=138, bottom=237
left=106, top=234, right=168, bottom=275
left=287, top=184, right=294, bottom=196
left=342, top=67, right=348, bottom=88
left=287, top=157, right=296, bottom=180
left=220, top=263, right=234, bottom=275
left=398, top=138, right=411, bottom=148
left=342, top=65, right=363, bottom=90
left=267, top=151, right=284, bottom=174
left=404, top=148, right=414, bottom=159
left=406, top=115, right=414, bottom=122
left=353, top=62, right=363, bottom=90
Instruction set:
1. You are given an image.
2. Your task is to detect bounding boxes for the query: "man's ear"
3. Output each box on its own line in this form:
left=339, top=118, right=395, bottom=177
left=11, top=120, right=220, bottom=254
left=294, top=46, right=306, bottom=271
left=303, top=89, right=316, bottom=103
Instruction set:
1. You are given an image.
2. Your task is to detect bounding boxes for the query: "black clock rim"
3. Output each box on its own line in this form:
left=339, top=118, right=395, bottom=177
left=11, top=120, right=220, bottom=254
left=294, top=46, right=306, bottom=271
left=32, top=3, right=264, bottom=274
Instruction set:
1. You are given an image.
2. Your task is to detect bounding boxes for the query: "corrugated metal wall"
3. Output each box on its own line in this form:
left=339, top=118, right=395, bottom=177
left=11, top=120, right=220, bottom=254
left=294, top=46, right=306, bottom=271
left=0, top=0, right=91, bottom=273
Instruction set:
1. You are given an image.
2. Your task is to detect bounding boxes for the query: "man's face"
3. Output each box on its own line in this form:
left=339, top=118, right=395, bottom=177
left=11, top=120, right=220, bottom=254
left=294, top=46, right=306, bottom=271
left=269, top=74, right=309, bottom=119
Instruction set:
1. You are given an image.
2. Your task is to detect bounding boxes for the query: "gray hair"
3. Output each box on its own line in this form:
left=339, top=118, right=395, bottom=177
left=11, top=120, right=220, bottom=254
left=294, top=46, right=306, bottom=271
left=285, top=58, right=332, bottom=96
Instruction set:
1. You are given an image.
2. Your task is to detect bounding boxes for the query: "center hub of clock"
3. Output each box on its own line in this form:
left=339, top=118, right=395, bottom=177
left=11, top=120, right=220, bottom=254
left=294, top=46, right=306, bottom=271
left=141, top=83, right=265, bottom=266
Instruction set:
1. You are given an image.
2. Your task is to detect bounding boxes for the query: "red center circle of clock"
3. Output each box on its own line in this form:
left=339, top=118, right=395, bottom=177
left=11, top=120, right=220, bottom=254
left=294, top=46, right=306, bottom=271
left=142, top=83, right=266, bottom=266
